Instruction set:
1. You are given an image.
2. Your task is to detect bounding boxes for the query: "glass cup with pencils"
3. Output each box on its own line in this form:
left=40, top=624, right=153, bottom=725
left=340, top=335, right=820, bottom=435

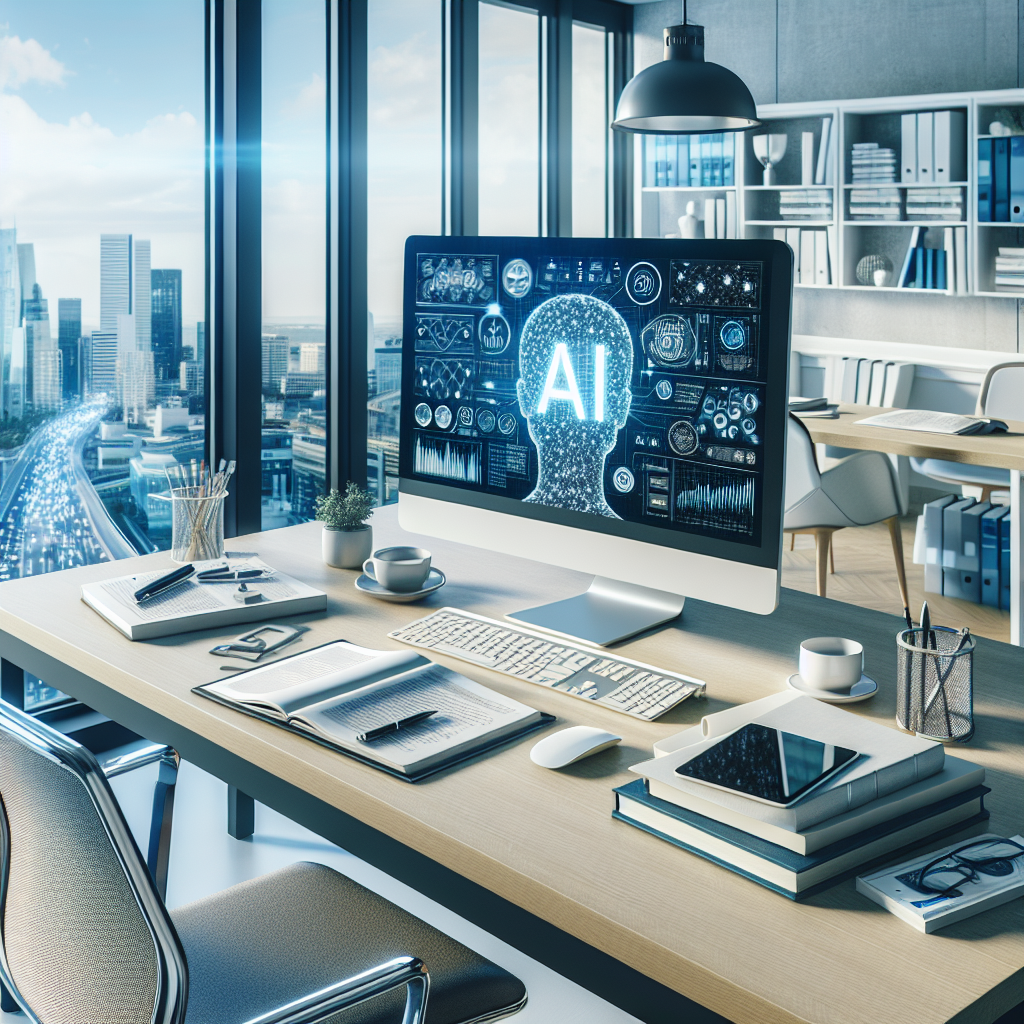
left=166, top=459, right=236, bottom=563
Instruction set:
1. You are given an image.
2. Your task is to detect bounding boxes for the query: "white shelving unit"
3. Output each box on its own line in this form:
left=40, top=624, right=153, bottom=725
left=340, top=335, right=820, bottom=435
left=634, top=88, right=1024, bottom=299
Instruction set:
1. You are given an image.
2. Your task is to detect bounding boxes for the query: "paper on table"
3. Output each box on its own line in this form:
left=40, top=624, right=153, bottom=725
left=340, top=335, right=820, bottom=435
left=855, top=409, right=1006, bottom=436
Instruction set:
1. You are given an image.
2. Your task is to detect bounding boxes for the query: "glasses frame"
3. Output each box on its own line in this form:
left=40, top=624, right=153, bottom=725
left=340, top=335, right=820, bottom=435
left=913, top=837, right=1024, bottom=898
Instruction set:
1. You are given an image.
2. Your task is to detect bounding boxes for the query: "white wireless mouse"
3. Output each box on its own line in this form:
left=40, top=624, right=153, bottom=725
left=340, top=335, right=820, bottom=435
left=530, top=726, right=622, bottom=769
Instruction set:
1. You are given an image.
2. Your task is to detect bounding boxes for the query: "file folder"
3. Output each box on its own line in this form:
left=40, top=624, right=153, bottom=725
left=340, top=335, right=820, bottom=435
left=901, top=113, right=917, bottom=182
left=950, top=502, right=992, bottom=603
left=923, top=495, right=957, bottom=594
left=941, top=498, right=976, bottom=599
left=981, top=506, right=1009, bottom=608
left=978, top=138, right=993, bottom=221
left=999, top=510, right=1012, bottom=611
left=994, top=137, right=1010, bottom=221
left=916, top=112, right=933, bottom=183
left=1010, top=136, right=1024, bottom=222
left=933, top=110, right=966, bottom=183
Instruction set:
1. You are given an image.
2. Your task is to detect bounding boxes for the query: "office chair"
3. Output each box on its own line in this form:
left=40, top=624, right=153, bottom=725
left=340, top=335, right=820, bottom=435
left=911, top=362, right=1024, bottom=502
left=0, top=701, right=527, bottom=1024
left=785, top=414, right=909, bottom=606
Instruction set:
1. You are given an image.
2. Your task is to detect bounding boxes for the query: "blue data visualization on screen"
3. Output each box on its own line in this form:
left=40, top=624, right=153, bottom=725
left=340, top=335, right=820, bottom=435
left=403, top=242, right=771, bottom=547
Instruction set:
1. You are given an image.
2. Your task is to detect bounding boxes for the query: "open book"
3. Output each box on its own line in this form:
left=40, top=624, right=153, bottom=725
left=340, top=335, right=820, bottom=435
left=82, top=559, right=327, bottom=640
left=194, top=640, right=551, bottom=779
left=856, top=409, right=1009, bottom=436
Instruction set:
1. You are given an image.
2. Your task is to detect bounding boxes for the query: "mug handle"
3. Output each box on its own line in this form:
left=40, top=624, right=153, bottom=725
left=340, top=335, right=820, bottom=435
left=362, top=559, right=376, bottom=580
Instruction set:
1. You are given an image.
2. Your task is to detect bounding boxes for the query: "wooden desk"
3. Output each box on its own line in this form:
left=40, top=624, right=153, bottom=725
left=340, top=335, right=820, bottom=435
left=0, top=508, right=1021, bottom=1024
left=798, top=405, right=1024, bottom=646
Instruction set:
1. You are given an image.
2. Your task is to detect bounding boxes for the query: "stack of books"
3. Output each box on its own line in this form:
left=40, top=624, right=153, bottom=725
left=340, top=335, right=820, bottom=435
left=994, top=246, right=1024, bottom=292
left=615, top=691, right=989, bottom=899
left=848, top=187, right=901, bottom=220
left=778, top=189, right=832, bottom=221
left=850, top=142, right=897, bottom=183
left=906, top=186, right=964, bottom=221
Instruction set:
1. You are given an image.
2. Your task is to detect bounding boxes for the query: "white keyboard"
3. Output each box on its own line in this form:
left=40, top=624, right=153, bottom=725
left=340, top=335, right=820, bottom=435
left=389, top=607, right=706, bottom=721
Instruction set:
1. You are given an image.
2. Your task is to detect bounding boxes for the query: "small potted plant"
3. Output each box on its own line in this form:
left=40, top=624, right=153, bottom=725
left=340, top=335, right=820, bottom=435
left=314, top=482, right=376, bottom=568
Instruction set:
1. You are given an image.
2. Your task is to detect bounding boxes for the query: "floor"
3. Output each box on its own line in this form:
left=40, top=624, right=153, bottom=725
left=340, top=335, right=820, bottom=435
left=781, top=514, right=1011, bottom=643
left=0, top=759, right=642, bottom=1024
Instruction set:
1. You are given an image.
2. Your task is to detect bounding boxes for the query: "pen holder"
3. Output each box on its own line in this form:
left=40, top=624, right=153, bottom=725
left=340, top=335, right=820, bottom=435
left=896, top=627, right=975, bottom=742
left=169, top=487, right=227, bottom=563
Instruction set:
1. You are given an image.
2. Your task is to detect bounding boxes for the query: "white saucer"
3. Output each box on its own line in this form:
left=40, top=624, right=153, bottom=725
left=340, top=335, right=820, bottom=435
left=786, top=672, right=878, bottom=703
left=354, top=567, right=446, bottom=603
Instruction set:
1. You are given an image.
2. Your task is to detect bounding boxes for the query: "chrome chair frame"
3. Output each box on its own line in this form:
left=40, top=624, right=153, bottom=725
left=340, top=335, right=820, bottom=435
left=0, top=701, right=431, bottom=1024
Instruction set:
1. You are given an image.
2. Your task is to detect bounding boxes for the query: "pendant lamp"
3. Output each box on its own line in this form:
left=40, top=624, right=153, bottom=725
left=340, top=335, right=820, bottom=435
left=611, top=2, right=760, bottom=134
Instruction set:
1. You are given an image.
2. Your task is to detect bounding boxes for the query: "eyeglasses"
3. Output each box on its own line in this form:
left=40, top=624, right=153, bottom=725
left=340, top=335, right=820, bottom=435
left=912, top=838, right=1024, bottom=898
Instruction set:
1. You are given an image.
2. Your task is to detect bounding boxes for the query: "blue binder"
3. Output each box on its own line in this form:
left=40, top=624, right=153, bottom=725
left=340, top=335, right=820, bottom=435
left=954, top=501, right=992, bottom=603
left=941, top=497, right=976, bottom=600
left=994, top=137, right=1010, bottom=221
left=978, top=139, right=993, bottom=221
left=723, top=133, right=735, bottom=186
left=936, top=249, right=947, bottom=291
left=981, top=506, right=1009, bottom=608
left=914, top=247, right=925, bottom=288
left=1011, top=136, right=1024, bottom=222
left=1000, top=511, right=1012, bottom=611
left=924, top=247, right=935, bottom=290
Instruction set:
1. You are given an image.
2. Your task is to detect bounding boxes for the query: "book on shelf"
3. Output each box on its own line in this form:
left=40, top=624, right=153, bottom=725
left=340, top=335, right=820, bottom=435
left=851, top=142, right=897, bottom=184
left=81, top=558, right=327, bottom=641
left=613, top=778, right=990, bottom=899
left=995, top=245, right=1024, bottom=291
left=194, top=640, right=552, bottom=780
left=633, top=692, right=945, bottom=832
left=814, top=116, right=831, bottom=185
left=857, top=832, right=1023, bottom=932
left=978, top=138, right=994, bottom=220
left=954, top=226, right=968, bottom=292
left=801, top=131, right=815, bottom=185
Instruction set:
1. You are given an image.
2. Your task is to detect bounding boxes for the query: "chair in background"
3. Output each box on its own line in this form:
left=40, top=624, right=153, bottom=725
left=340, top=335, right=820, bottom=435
left=911, top=362, right=1024, bottom=502
left=785, top=414, right=910, bottom=608
left=0, top=700, right=526, bottom=1024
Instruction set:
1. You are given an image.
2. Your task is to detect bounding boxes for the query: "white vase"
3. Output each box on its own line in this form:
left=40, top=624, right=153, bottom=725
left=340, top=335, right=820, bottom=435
left=322, top=525, right=373, bottom=569
left=678, top=200, right=700, bottom=239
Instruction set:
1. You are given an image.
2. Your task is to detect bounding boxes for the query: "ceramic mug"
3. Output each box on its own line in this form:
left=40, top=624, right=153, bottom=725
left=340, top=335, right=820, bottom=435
left=363, top=546, right=432, bottom=593
left=798, top=637, right=864, bottom=692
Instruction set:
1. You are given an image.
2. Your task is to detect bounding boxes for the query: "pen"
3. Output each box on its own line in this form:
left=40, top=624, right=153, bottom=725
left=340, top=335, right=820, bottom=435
left=133, top=564, right=195, bottom=603
left=195, top=567, right=272, bottom=582
left=358, top=709, right=439, bottom=744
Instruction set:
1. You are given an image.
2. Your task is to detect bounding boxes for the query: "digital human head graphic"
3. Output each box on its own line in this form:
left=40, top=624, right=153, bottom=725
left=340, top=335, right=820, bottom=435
left=516, top=294, right=633, bottom=518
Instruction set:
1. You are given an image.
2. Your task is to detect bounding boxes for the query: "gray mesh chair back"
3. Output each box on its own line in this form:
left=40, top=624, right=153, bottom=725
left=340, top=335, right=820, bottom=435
left=0, top=700, right=187, bottom=1024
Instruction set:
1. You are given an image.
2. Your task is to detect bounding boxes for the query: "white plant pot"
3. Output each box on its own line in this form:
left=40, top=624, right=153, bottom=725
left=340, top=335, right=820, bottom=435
left=322, top=525, right=372, bottom=569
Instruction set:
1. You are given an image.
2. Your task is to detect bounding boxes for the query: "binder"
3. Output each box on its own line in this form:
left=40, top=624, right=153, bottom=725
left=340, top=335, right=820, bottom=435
left=815, top=117, right=831, bottom=185
left=954, top=502, right=992, bottom=603
left=704, top=197, right=717, bottom=240
left=723, top=133, right=735, bottom=186
left=854, top=357, right=871, bottom=404
left=923, top=495, right=957, bottom=593
left=935, top=248, right=947, bottom=292
left=824, top=119, right=837, bottom=185
left=839, top=357, right=861, bottom=404
left=715, top=197, right=726, bottom=239
left=814, top=230, right=829, bottom=285
left=711, top=134, right=724, bottom=187
left=700, top=134, right=712, bottom=186
left=916, top=112, right=934, bottom=183
left=867, top=360, right=886, bottom=406
left=994, top=137, right=1010, bottom=221
left=933, top=110, right=966, bottom=183
left=645, top=136, right=656, bottom=187
left=977, top=138, right=994, bottom=221
left=1010, top=136, right=1024, bottom=222
left=799, top=229, right=815, bottom=285
left=999, top=510, right=1012, bottom=611
left=943, top=227, right=955, bottom=294
left=774, top=227, right=786, bottom=242
left=954, top=226, right=968, bottom=293
left=914, top=246, right=925, bottom=289
left=901, top=113, right=917, bottom=182
left=981, top=506, right=1009, bottom=608
left=726, top=191, right=737, bottom=239
left=802, top=131, right=815, bottom=185
left=899, top=225, right=924, bottom=287
left=786, top=228, right=801, bottom=280
left=941, top=498, right=976, bottom=599
left=826, top=225, right=837, bottom=285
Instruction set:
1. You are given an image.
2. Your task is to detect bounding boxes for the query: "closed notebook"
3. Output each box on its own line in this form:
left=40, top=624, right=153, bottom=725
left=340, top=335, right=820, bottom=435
left=614, top=778, right=989, bottom=899
left=634, top=693, right=944, bottom=832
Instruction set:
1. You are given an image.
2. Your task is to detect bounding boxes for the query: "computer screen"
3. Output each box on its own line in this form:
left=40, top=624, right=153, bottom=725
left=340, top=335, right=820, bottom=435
left=400, top=236, right=791, bottom=575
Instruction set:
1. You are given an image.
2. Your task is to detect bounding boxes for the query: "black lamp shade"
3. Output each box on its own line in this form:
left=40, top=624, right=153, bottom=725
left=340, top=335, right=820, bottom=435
left=612, top=24, right=760, bottom=134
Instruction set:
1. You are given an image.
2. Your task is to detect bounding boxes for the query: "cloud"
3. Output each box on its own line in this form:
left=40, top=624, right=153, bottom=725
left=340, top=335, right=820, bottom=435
left=292, top=72, right=325, bottom=115
left=0, top=34, right=68, bottom=91
left=0, top=93, right=204, bottom=325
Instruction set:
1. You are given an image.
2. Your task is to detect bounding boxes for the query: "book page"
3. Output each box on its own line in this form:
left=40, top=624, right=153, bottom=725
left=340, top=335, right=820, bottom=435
left=293, top=662, right=540, bottom=771
left=206, top=641, right=427, bottom=716
left=856, top=409, right=977, bottom=434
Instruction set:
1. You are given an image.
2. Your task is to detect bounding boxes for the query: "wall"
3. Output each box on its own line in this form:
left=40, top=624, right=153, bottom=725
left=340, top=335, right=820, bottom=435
left=633, top=0, right=1024, bottom=352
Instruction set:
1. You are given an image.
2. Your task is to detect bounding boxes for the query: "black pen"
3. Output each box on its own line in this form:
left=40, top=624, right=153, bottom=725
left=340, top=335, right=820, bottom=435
left=133, top=564, right=195, bottom=603
left=920, top=601, right=932, bottom=649
left=358, top=710, right=438, bottom=744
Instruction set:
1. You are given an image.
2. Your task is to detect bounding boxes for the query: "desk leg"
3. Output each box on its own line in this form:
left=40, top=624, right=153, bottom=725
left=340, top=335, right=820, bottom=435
left=1, top=658, right=25, bottom=710
left=227, top=786, right=255, bottom=839
left=1012, top=470, right=1022, bottom=647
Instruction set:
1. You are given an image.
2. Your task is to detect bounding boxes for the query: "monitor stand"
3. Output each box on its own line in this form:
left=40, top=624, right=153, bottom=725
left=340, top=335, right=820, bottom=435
left=507, top=577, right=685, bottom=647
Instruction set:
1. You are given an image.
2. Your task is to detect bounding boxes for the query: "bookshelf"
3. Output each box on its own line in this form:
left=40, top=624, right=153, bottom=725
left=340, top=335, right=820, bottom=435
left=634, top=87, right=1024, bottom=299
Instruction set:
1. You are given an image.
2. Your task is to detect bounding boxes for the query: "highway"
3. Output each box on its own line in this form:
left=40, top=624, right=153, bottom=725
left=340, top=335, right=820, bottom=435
left=0, top=401, right=134, bottom=584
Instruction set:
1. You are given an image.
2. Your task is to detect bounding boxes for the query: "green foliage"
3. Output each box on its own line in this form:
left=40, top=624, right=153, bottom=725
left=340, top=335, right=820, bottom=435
left=314, top=481, right=375, bottom=530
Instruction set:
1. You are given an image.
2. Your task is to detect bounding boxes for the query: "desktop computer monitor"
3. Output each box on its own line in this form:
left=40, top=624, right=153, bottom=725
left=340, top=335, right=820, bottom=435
left=398, top=236, right=793, bottom=645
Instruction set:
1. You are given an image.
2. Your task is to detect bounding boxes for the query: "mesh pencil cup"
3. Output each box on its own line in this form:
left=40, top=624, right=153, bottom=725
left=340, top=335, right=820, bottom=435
left=169, top=487, right=227, bottom=563
left=896, top=627, right=975, bottom=743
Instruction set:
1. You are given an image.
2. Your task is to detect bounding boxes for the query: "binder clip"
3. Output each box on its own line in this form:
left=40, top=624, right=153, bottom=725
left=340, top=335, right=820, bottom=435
left=209, top=624, right=307, bottom=663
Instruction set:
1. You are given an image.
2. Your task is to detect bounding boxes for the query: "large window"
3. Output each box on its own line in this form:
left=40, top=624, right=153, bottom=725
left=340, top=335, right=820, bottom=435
left=261, top=0, right=327, bottom=529
left=0, top=0, right=205, bottom=706
left=572, top=20, right=612, bottom=236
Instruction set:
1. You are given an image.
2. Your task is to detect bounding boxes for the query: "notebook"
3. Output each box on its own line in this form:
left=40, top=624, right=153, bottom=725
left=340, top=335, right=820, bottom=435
left=855, top=409, right=1008, bottom=436
left=193, top=639, right=552, bottom=780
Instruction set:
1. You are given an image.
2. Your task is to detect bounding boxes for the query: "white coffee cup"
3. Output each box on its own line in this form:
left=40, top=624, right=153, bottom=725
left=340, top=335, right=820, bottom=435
left=363, top=546, right=432, bottom=593
left=798, top=637, right=864, bottom=692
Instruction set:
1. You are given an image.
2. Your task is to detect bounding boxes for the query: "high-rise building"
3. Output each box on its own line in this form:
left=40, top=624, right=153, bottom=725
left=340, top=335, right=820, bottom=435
left=373, top=339, right=402, bottom=395
left=299, top=342, right=325, bottom=375
left=23, top=283, right=50, bottom=409
left=262, top=334, right=289, bottom=392
left=58, top=299, right=82, bottom=400
left=118, top=350, right=155, bottom=424
left=196, top=321, right=205, bottom=376
left=100, top=234, right=151, bottom=348
left=1, top=230, right=21, bottom=420
left=89, top=331, right=118, bottom=396
left=150, top=269, right=182, bottom=381
left=16, top=243, right=35, bottom=326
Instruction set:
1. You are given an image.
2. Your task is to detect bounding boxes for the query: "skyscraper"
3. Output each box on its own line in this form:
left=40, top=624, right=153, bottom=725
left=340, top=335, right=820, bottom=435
left=151, top=269, right=182, bottom=381
left=16, top=243, right=35, bottom=326
left=58, top=298, right=82, bottom=400
left=23, top=283, right=49, bottom=408
left=100, top=234, right=151, bottom=348
left=0, top=229, right=20, bottom=417
left=89, top=331, right=118, bottom=396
